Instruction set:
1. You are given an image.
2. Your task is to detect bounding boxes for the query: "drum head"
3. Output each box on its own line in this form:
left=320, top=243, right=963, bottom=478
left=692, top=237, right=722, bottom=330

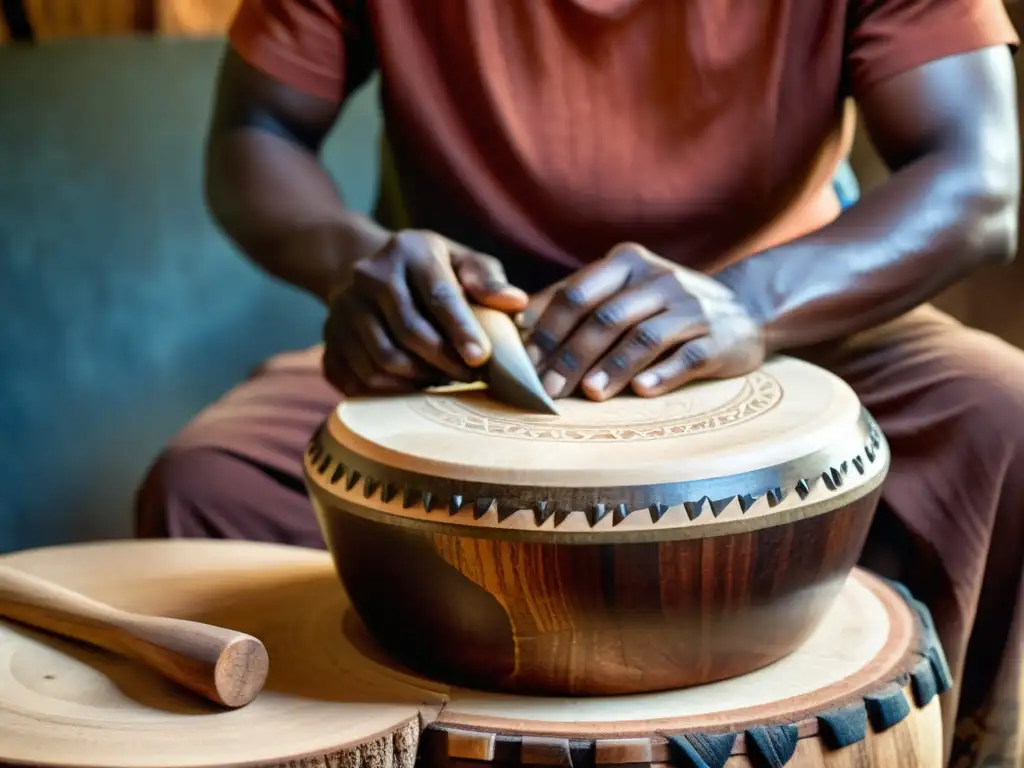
left=309, top=356, right=888, bottom=539
left=328, top=356, right=860, bottom=486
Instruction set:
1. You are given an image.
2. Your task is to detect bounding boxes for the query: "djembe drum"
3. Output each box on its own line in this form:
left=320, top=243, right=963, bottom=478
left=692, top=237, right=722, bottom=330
left=304, top=355, right=890, bottom=695
left=0, top=540, right=946, bottom=768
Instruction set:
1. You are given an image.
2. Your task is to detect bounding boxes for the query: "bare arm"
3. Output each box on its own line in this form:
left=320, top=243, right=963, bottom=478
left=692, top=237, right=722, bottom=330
left=204, top=48, right=529, bottom=394
left=716, top=46, right=1021, bottom=351
left=204, top=49, right=390, bottom=304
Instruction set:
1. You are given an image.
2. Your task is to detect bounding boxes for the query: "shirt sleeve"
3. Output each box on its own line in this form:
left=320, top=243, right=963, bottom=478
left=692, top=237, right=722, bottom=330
left=845, top=0, right=1020, bottom=98
left=228, top=0, right=376, bottom=103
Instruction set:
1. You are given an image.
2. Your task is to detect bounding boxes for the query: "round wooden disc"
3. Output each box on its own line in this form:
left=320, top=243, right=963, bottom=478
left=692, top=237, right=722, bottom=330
left=0, top=541, right=434, bottom=768
left=0, top=541, right=917, bottom=768
left=328, top=356, right=862, bottom=487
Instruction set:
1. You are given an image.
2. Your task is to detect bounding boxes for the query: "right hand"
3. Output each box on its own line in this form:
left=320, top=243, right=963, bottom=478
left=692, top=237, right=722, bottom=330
left=323, top=230, right=529, bottom=396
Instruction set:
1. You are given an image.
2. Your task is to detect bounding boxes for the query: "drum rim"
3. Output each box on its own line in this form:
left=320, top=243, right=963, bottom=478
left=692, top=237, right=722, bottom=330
left=304, top=411, right=889, bottom=543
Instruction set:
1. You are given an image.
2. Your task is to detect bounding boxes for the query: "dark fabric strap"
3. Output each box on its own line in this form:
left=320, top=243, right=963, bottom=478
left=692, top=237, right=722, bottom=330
left=885, top=577, right=953, bottom=695
left=667, top=733, right=737, bottom=768
left=864, top=683, right=912, bottom=731
left=745, top=725, right=799, bottom=767
left=568, top=739, right=594, bottom=768
left=923, top=628, right=954, bottom=695
left=910, top=655, right=940, bottom=707
left=1, top=0, right=33, bottom=41
left=817, top=703, right=869, bottom=749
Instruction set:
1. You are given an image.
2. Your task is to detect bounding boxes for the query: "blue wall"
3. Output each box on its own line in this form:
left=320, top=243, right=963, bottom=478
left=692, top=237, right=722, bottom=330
left=0, top=39, right=383, bottom=552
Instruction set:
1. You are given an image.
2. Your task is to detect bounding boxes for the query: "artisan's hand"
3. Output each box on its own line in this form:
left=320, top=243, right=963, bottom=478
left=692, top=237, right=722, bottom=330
left=323, top=230, right=528, bottom=395
left=522, top=243, right=765, bottom=401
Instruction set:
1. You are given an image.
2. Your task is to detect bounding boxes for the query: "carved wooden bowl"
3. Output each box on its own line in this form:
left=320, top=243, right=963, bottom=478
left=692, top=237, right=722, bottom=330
left=304, top=355, right=889, bottom=696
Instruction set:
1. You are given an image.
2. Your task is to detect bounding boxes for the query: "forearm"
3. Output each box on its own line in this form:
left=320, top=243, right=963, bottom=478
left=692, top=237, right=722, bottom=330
left=716, top=47, right=1020, bottom=353
left=205, top=127, right=391, bottom=304
left=717, top=149, right=1019, bottom=352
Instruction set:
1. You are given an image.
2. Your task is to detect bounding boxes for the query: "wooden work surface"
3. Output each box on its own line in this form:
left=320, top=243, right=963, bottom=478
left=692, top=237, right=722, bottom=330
left=0, top=540, right=921, bottom=768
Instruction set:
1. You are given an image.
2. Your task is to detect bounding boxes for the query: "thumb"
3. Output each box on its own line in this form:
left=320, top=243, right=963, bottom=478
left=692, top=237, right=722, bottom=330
left=453, top=250, right=529, bottom=313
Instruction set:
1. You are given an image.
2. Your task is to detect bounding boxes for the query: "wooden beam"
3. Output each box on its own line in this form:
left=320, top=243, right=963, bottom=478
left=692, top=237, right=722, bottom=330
left=0, top=0, right=34, bottom=42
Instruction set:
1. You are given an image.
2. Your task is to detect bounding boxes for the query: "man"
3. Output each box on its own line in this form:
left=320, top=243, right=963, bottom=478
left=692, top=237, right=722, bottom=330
left=135, top=1, right=1023, bottom=765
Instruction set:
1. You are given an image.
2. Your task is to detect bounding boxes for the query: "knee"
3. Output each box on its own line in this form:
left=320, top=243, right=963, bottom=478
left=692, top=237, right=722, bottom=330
left=133, top=446, right=238, bottom=539
left=951, top=349, right=1024, bottom=454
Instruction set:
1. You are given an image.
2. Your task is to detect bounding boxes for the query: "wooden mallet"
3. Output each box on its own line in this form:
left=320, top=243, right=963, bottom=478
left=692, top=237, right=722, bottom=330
left=0, top=563, right=269, bottom=708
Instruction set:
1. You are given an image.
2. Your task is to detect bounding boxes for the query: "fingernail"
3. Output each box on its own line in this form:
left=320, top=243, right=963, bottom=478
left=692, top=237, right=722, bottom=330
left=526, top=345, right=542, bottom=366
left=464, top=342, right=487, bottom=365
left=584, top=371, right=609, bottom=392
left=542, top=370, right=566, bottom=397
left=634, top=372, right=659, bottom=390
left=482, top=279, right=509, bottom=293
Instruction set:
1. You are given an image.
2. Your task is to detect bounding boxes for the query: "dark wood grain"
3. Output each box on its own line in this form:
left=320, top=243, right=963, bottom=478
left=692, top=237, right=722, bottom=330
left=315, top=486, right=882, bottom=695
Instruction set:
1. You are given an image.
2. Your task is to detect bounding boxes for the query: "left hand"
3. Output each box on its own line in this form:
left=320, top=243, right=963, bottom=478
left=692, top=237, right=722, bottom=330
left=521, top=243, right=766, bottom=401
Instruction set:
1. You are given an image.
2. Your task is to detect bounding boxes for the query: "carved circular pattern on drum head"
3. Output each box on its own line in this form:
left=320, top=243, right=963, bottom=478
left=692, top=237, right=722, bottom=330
left=408, top=371, right=783, bottom=443
left=325, top=357, right=871, bottom=489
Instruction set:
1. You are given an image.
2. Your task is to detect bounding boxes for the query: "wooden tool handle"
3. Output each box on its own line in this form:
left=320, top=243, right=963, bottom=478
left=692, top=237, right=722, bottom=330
left=0, top=564, right=269, bottom=708
left=472, top=306, right=558, bottom=414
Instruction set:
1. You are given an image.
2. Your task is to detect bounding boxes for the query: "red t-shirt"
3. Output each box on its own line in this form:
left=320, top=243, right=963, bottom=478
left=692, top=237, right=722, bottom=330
left=228, top=0, right=1018, bottom=285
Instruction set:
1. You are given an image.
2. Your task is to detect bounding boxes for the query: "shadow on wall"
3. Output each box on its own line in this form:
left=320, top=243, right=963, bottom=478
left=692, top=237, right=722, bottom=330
left=0, top=39, right=384, bottom=553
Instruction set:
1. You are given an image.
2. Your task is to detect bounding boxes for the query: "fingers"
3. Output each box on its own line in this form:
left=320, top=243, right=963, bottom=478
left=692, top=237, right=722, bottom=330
left=406, top=241, right=492, bottom=368
left=323, top=286, right=446, bottom=397
left=322, top=349, right=364, bottom=396
left=514, top=283, right=561, bottom=335
left=322, top=340, right=414, bottom=396
left=631, top=337, right=719, bottom=398
left=376, top=280, right=476, bottom=381
left=523, top=258, right=636, bottom=369
left=353, top=234, right=475, bottom=381
left=537, top=277, right=682, bottom=399
left=323, top=321, right=419, bottom=395
left=453, top=249, right=529, bottom=314
left=340, top=298, right=437, bottom=382
left=578, top=306, right=709, bottom=401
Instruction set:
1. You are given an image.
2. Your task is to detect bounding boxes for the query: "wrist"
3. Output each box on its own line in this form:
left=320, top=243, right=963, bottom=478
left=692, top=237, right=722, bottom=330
left=296, top=216, right=394, bottom=307
left=715, top=255, right=775, bottom=324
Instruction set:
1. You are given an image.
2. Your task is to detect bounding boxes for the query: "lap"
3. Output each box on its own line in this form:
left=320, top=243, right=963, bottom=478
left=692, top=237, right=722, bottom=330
left=133, top=346, right=336, bottom=544
left=802, top=304, right=1024, bottom=640
left=167, top=345, right=337, bottom=478
left=804, top=303, right=1024, bottom=427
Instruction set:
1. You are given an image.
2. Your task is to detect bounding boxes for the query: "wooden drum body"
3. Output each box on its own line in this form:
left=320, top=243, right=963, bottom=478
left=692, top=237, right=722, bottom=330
left=304, top=356, right=891, bottom=695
